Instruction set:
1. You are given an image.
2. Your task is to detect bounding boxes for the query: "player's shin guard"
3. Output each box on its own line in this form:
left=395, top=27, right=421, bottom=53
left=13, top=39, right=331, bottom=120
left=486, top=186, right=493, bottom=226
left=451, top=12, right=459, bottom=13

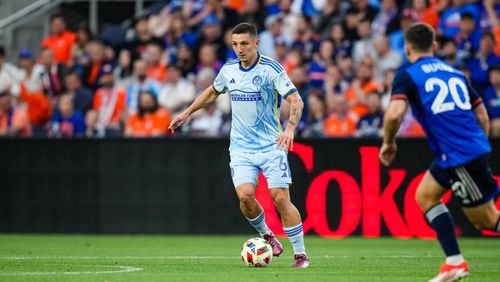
left=246, top=211, right=271, bottom=236
left=284, top=223, right=305, bottom=254
left=425, top=204, right=461, bottom=259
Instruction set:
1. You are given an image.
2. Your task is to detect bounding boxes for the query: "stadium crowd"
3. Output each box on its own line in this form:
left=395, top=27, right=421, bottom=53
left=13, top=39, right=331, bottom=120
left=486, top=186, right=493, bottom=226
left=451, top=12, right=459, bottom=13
left=0, top=0, right=499, bottom=138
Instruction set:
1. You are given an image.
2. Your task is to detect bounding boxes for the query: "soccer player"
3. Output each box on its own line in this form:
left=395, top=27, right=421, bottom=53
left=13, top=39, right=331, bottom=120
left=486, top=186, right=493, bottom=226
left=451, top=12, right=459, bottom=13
left=379, top=23, right=500, bottom=282
left=169, top=22, right=310, bottom=268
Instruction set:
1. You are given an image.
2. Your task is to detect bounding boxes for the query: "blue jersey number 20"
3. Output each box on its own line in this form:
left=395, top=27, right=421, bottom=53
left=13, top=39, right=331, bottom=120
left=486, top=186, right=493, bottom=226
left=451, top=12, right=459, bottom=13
left=426, top=77, right=471, bottom=114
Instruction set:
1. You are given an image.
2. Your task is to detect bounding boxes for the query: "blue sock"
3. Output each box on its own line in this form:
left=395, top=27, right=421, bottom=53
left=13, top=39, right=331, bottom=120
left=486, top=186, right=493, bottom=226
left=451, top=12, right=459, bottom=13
left=284, top=223, right=306, bottom=255
left=246, top=211, right=271, bottom=236
left=425, top=204, right=461, bottom=257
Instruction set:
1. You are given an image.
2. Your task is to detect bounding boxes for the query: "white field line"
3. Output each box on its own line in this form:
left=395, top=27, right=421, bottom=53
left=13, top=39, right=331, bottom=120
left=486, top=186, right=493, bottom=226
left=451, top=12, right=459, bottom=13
left=0, top=254, right=442, bottom=260
left=0, top=264, right=143, bottom=276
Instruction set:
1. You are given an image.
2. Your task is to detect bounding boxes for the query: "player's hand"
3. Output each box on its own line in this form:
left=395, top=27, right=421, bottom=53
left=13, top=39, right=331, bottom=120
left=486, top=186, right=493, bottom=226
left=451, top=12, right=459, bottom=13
left=276, top=129, right=294, bottom=151
left=168, top=110, right=190, bottom=133
left=379, top=142, right=397, bottom=167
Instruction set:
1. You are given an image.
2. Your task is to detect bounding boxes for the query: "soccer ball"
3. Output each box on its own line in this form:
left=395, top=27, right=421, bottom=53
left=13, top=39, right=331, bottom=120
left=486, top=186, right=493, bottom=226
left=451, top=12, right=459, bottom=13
left=240, top=237, right=273, bottom=267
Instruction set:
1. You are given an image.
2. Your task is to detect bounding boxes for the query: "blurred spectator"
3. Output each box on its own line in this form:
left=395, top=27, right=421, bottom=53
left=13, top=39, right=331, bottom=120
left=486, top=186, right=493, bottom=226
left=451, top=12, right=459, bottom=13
left=371, top=35, right=403, bottom=81
left=64, top=71, right=93, bottom=114
left=484, top=64, right=500, bottom=136
left=159, top=64, right=196, bottom=116
left=290, top=0, right=326, bottom=16
left=284, top=49, right=303, bottom=74
left=308, top=39, right=335, bottom=87
left=329, top=23, right=352, bottom=60
left=223, top=29, right=238, bottom=61
left=323, top=93, right=358, bottom=137
left=16, top=51, right=52, bottom=136
left=114, top=49, right=133, bottom=85
left=291, top=15, right=320, bottom=62
left=39, top=48, right=66, bottom=99
left=80, top=41, right=109, bottom=91
left=0, top=89, right=31, bottom=137
left=274, top=37, right=288, bottom=65
left=125, top=59, right=162, bottom=115
left=196, top=44, right=223, bottom=74
left=301, top=90, right=326, bottom=138
left=162, top=12, right=198, bottom=52
left=188, top=102, right=224, bottom=137
left=455, top=12, right=481, bottom=63
left=409, top=0, right=440, bottom=29
left=41, top=13, right=77, bottom=65
left=279, top=0, right=299, bottom=44
left=315, top=0, right=349, bottom=37
left=354, top=91, right=383, bottom=138
left=380, top=68, right=396, bottom=111
left=125, top=91, right=171, bottom=137
left=336, top=54, right=355, bottom=82
left=469, top=32, right=500, bottom=94
left=196, top=15, right=226, bottom=61
left=70, top=23, right=94, bottom=68
left=258, top=15, right=283, bottom=59
left=371, top=0, right=400, bottom=36
left=90, top=65, right=126, bottom=137
left=351, top=19, right=376, bottom=63
left=438, top=0, right=480, bottom=39
left=388, top=8, right=414, bottom=59
left=0, top=46, right=21, bottom=93
left=343, top=0, right=379, bottom=42
left=398, top=109, right=426, bottom=137
left=208, top=0, right=240, bottom=31
left=437, top=37, right=461, bottom=68
left=239, top=0, right=266, bottom=31
left=127, top=16, right=163, bottom=61
left=483, top=0, right=500, bottom=55
left=324, top=64, right=350, bottom=97
left=174, top=43, right=196, bottom=78
left=144, top=42, right=168, bottom=83
left=345, top=58, right=383, bottom=117
left=289, top=65, right=312, bottom=124
left=49, top=93, right=86, bottom=138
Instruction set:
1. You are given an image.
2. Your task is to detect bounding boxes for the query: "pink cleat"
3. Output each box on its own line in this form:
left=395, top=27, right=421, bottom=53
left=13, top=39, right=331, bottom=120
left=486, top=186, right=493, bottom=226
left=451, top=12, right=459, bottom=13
left=263, top=233, right=283, bottom=257
left=292, top=254, right=310, bottom=268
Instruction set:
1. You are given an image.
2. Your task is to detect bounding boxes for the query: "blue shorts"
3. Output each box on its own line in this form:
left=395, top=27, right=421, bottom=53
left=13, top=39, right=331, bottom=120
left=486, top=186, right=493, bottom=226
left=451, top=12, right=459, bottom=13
left=430, top=154, right=499, bottom=207
left=229, top=149, right=292, bottom=189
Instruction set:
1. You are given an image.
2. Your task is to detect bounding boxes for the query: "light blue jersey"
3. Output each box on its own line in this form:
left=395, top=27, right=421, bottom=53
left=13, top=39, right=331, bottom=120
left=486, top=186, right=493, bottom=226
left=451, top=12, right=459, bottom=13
left=213, top=53, right=297, bottom=152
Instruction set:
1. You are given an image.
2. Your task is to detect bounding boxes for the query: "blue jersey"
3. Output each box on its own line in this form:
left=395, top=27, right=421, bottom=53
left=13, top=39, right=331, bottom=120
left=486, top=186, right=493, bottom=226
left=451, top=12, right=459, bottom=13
left=391, top=57, right=491, bottom=169
left=213, top=53, right=297, bottom=152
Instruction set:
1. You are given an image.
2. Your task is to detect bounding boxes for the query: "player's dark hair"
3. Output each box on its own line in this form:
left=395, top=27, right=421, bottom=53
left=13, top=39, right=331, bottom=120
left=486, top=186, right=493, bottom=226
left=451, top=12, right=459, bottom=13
left=404, top=23, right=435, bottom=53
left=460, top=12, right=474, bottom=21
left=482, top=31, right=495, bottom=43
left=231, top=22, right=258, bottom=38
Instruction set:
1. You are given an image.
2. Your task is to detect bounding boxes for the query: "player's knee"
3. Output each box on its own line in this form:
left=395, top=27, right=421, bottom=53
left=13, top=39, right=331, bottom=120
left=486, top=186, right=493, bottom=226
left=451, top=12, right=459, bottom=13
left=415, top=189, right=437, bottom=211
left=238, top=193, right=256, bottom=205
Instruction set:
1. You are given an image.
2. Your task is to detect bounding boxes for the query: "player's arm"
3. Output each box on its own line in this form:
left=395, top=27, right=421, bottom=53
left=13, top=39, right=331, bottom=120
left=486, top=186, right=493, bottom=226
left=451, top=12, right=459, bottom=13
left=168, top=86, right=219, bottom=133
left=379, top=69, right=413, bottom=166
left=380, top=99, right=408, bottom=166
left=473, top=102, right=490, bottom=136
left=277, top=91, right=303, bottom=151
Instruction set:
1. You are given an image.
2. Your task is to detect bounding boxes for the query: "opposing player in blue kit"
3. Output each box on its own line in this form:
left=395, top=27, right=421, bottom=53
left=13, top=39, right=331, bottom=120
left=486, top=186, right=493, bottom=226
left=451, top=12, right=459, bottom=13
left=169, top=22, right=309, bottom=268
left=380, top=23, right=500, bottom=282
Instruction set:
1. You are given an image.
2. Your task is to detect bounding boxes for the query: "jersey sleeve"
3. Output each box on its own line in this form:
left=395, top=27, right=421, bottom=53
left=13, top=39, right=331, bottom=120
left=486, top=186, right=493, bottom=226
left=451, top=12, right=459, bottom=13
left=212, top=67, right=227, bottom=94
left=466, top=78, right=482, bottom=108
left=391, top=68, right=415, bottom=101
left=272, top=70, right=298, bottom=99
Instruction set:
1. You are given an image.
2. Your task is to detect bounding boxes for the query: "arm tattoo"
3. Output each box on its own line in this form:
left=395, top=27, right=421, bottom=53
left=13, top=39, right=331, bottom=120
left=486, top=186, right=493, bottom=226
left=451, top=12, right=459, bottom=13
left=287, top=99, right=303, bottom=130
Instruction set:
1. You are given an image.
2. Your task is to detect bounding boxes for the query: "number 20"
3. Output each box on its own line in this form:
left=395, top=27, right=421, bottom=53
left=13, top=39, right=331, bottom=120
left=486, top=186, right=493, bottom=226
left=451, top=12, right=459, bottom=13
left=426, top=77, right=471, bottom=114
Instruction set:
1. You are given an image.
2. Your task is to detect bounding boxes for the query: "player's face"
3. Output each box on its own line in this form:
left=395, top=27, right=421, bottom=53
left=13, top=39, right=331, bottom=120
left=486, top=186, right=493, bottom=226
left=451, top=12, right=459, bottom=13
left=232, top=33, right=259, bottom=65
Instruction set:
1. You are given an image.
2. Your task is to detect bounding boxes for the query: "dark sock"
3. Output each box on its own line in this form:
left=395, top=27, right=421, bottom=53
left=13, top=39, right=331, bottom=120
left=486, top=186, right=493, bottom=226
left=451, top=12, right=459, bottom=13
left=425, top=204, right=461, bottom=257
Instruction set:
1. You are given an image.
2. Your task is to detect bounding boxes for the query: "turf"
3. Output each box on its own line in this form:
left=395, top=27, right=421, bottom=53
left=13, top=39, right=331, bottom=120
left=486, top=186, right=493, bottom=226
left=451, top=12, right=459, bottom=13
left=0, top=235, right=498, bottom=282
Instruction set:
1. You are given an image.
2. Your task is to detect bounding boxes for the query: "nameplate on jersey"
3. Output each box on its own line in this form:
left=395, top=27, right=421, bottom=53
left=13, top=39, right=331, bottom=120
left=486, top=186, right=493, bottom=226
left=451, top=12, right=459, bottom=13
left=230, top=90, right=262, bottom=102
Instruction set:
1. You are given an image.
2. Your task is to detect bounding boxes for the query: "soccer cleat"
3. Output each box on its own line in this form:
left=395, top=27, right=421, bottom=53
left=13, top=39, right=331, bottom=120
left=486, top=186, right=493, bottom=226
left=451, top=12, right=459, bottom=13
left=429, top=261, right=469, bottom=282
left=262, top=233, right=283, bottom=257
left=292, top=254, right=310, bottom=268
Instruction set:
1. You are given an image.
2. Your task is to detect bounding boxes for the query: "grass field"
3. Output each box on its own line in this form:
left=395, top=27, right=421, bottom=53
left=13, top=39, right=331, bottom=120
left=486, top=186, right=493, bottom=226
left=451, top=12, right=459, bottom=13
left=0, top=235, right=499, bottom=282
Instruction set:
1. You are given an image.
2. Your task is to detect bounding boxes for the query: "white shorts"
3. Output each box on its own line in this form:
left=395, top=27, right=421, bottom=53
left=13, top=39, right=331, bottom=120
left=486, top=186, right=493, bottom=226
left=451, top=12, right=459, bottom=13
left=229, top=149, right=292, bottom=189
